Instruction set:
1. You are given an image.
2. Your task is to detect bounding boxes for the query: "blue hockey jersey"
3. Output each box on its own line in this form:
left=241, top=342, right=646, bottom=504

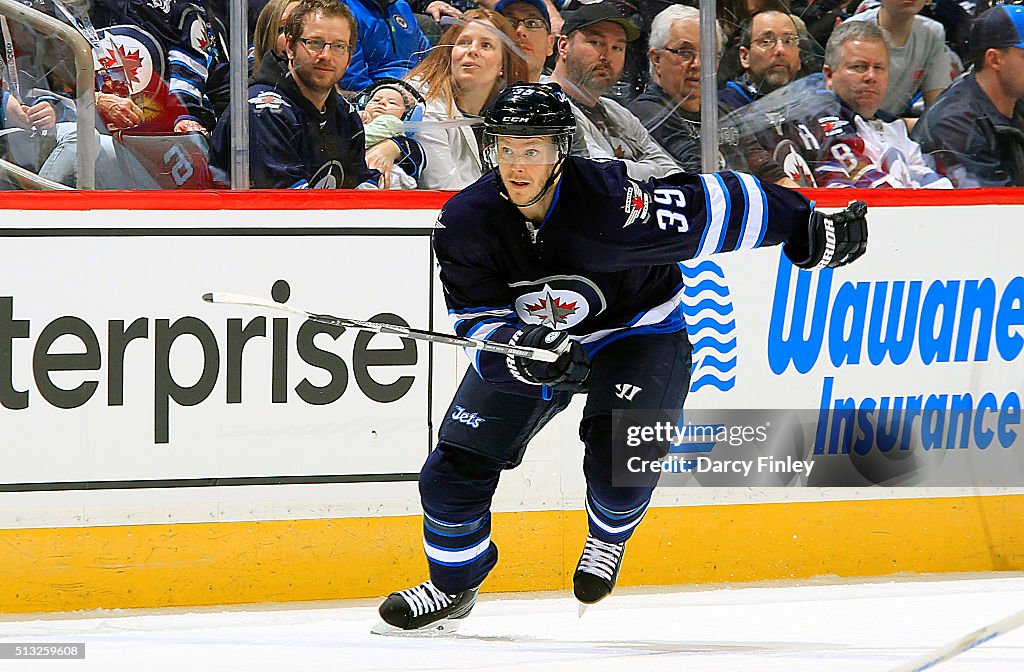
left=434, top=157, right=813, bottom=397
left=88, top=0, right=215, bottom=129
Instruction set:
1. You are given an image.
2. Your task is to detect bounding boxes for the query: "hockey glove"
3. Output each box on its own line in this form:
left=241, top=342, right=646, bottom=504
left=784, top=200, right=868, bottom=269
left=506, top=325, right=590, bottom=391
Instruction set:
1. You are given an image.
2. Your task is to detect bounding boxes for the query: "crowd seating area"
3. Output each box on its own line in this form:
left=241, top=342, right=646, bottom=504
left=0, top=0, right=1017, bottom=190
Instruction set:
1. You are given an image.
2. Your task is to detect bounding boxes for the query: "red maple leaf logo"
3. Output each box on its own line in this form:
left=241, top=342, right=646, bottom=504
left=630, top=194, right=645, bottom=212
left=525, top=292, right=578, bottom=326
left=99, top=45, right=145, bottom=84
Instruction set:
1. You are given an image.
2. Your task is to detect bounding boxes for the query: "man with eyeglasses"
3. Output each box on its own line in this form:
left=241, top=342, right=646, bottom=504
left=212, top=0, right=422, bottom=188
left=628, top=5, right=725, bottom=173
left=549, top=0, right=679, bottom=180
left=720, top=11, right=806, bottom=113
left=767, top=20, right=951, bottom=188
left=495, top=0, right=555, bottom=82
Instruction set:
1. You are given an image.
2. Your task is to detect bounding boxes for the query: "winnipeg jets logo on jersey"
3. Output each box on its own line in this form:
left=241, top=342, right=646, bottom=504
left=250, top=91, right=290, bottom=112
left=511, top=276, right=607, bottom=330
left=622, top=180, right=650, bottom=228
left=522, top=288, right=580, bottom=327
left=309, top=161, right=345, bottom=189
left=94, top=26, right=163, bottom=96
left=817, top=116, right=849, bottom=137
left=766, top=111, right=787, bottom=137
left=774, top=140, right=816, bottom=188
left=190, top=17, right=210, bottom=55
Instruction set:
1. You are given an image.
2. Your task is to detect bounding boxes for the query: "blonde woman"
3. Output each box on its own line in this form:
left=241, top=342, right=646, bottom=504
left=252, top=0, right=301, bottom=72
left=407, top=9, right=529, bottom=189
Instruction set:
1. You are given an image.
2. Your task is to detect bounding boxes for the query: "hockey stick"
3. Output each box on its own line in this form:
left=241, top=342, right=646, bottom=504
left=886, top=606, right=1024, bottom=672
left=202, top=292, right=560, bottom=362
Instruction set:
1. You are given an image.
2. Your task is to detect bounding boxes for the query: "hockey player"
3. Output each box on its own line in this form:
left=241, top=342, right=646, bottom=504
left=376, top=82, right=867, bottom=632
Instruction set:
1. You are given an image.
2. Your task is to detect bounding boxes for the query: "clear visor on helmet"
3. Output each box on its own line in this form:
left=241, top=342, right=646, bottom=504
left=482, top=131, right=572, bottom=169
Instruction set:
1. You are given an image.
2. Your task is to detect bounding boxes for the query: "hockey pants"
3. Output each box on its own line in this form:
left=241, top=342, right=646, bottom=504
left=419, top=331, right=692, bottom=594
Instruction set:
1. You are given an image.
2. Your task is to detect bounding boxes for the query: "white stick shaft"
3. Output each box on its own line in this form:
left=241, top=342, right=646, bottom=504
left=886, top=607, right=1024, bottom=672
left=202, top=292, right=561, bottom=363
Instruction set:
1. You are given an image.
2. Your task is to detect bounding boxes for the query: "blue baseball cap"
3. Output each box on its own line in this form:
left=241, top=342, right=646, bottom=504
left=495, top=0, right=551, bottom=28
left=970, top=4, right=1024, bottom=54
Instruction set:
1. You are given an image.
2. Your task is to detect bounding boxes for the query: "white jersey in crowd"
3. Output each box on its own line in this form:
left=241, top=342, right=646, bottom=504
left=850, top=115, right=952, bottom=188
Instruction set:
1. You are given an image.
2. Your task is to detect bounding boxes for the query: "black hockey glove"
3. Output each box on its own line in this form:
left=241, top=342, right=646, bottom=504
left=506, top=325, right=590, bottom=391
left=784, top=200, right=868, bottom=270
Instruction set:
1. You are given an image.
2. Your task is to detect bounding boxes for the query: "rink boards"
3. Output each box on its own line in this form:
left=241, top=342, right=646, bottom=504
left=0, top=189, right=1022, bottom=612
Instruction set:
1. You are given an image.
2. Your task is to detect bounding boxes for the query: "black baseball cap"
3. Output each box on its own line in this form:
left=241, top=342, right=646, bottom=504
left=970, top=4, right=1024, bottom=54
left=560, top=1, right=641, bottom=42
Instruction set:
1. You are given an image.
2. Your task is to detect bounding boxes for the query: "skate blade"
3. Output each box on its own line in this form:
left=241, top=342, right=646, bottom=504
left=577, top=597, right=609, bottom=618
left=370, top=619, right=463, bottom=637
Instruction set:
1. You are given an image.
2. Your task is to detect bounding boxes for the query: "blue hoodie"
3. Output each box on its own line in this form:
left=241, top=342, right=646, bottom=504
left=340, top=0, right=429, bottom=92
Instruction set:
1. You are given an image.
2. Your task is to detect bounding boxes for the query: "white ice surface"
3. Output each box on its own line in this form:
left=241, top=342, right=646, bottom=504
left=1, top=575, right=1022, bottom=671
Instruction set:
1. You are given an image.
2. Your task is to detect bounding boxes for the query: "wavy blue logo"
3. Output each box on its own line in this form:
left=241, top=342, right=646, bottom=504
left=678, top=260, right=737, bottom=393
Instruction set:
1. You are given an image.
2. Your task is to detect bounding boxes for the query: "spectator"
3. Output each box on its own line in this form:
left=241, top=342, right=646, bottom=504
left=550, top=0, right=679, bottom=180
left=211, top=0, right=403, bottom=188
left=628, top=5, right=721, bottom=173
left=912, top=5, right=1024, bottom=187
left=778, top=20, right=951, bottom=187
left=358, top=77, right=427, bottom=187
left=0, top=90, right=58, bottom=135
left=253, top=0, right=302, bottom=72
left=88, top=0, right=216, bottom=131
left=0, top=84, right=64, bottom=176
left=845, top=0, right=954, bottom=115
left=340, top=0, right=430, bottom=92
left=200, top=0, right=231, bottom=119
left=405, top=8, right=528, bottom=189
left=629, top=5, right=796, bottom=184
left=36, top=0, right=215, bottom=188
left=720, top=10, right=805, bottom=112
left=495, top=0, right=554, bottom=82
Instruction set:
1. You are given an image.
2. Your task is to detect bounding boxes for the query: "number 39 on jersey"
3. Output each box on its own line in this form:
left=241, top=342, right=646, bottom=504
left=653, top=186, right=689, bottom=233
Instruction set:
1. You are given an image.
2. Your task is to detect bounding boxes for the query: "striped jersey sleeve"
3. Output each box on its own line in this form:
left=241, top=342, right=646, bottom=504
left=167, top=4, right=214, bottom=128
left=577, top=169, right=812, bottom=271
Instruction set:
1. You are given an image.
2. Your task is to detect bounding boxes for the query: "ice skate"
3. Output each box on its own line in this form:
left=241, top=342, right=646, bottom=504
left=573, top=534, right=625, bottom=609
left=371, top=580, right=479, bottom=636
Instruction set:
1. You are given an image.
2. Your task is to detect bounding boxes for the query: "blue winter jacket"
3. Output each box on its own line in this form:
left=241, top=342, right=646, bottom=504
left=341, top=0, right=429, bottom=92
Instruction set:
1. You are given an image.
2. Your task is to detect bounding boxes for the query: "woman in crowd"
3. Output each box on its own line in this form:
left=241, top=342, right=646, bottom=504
left=406, top=9, right=529, bottom=190
left=252, top=0, right=301, bottom=72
